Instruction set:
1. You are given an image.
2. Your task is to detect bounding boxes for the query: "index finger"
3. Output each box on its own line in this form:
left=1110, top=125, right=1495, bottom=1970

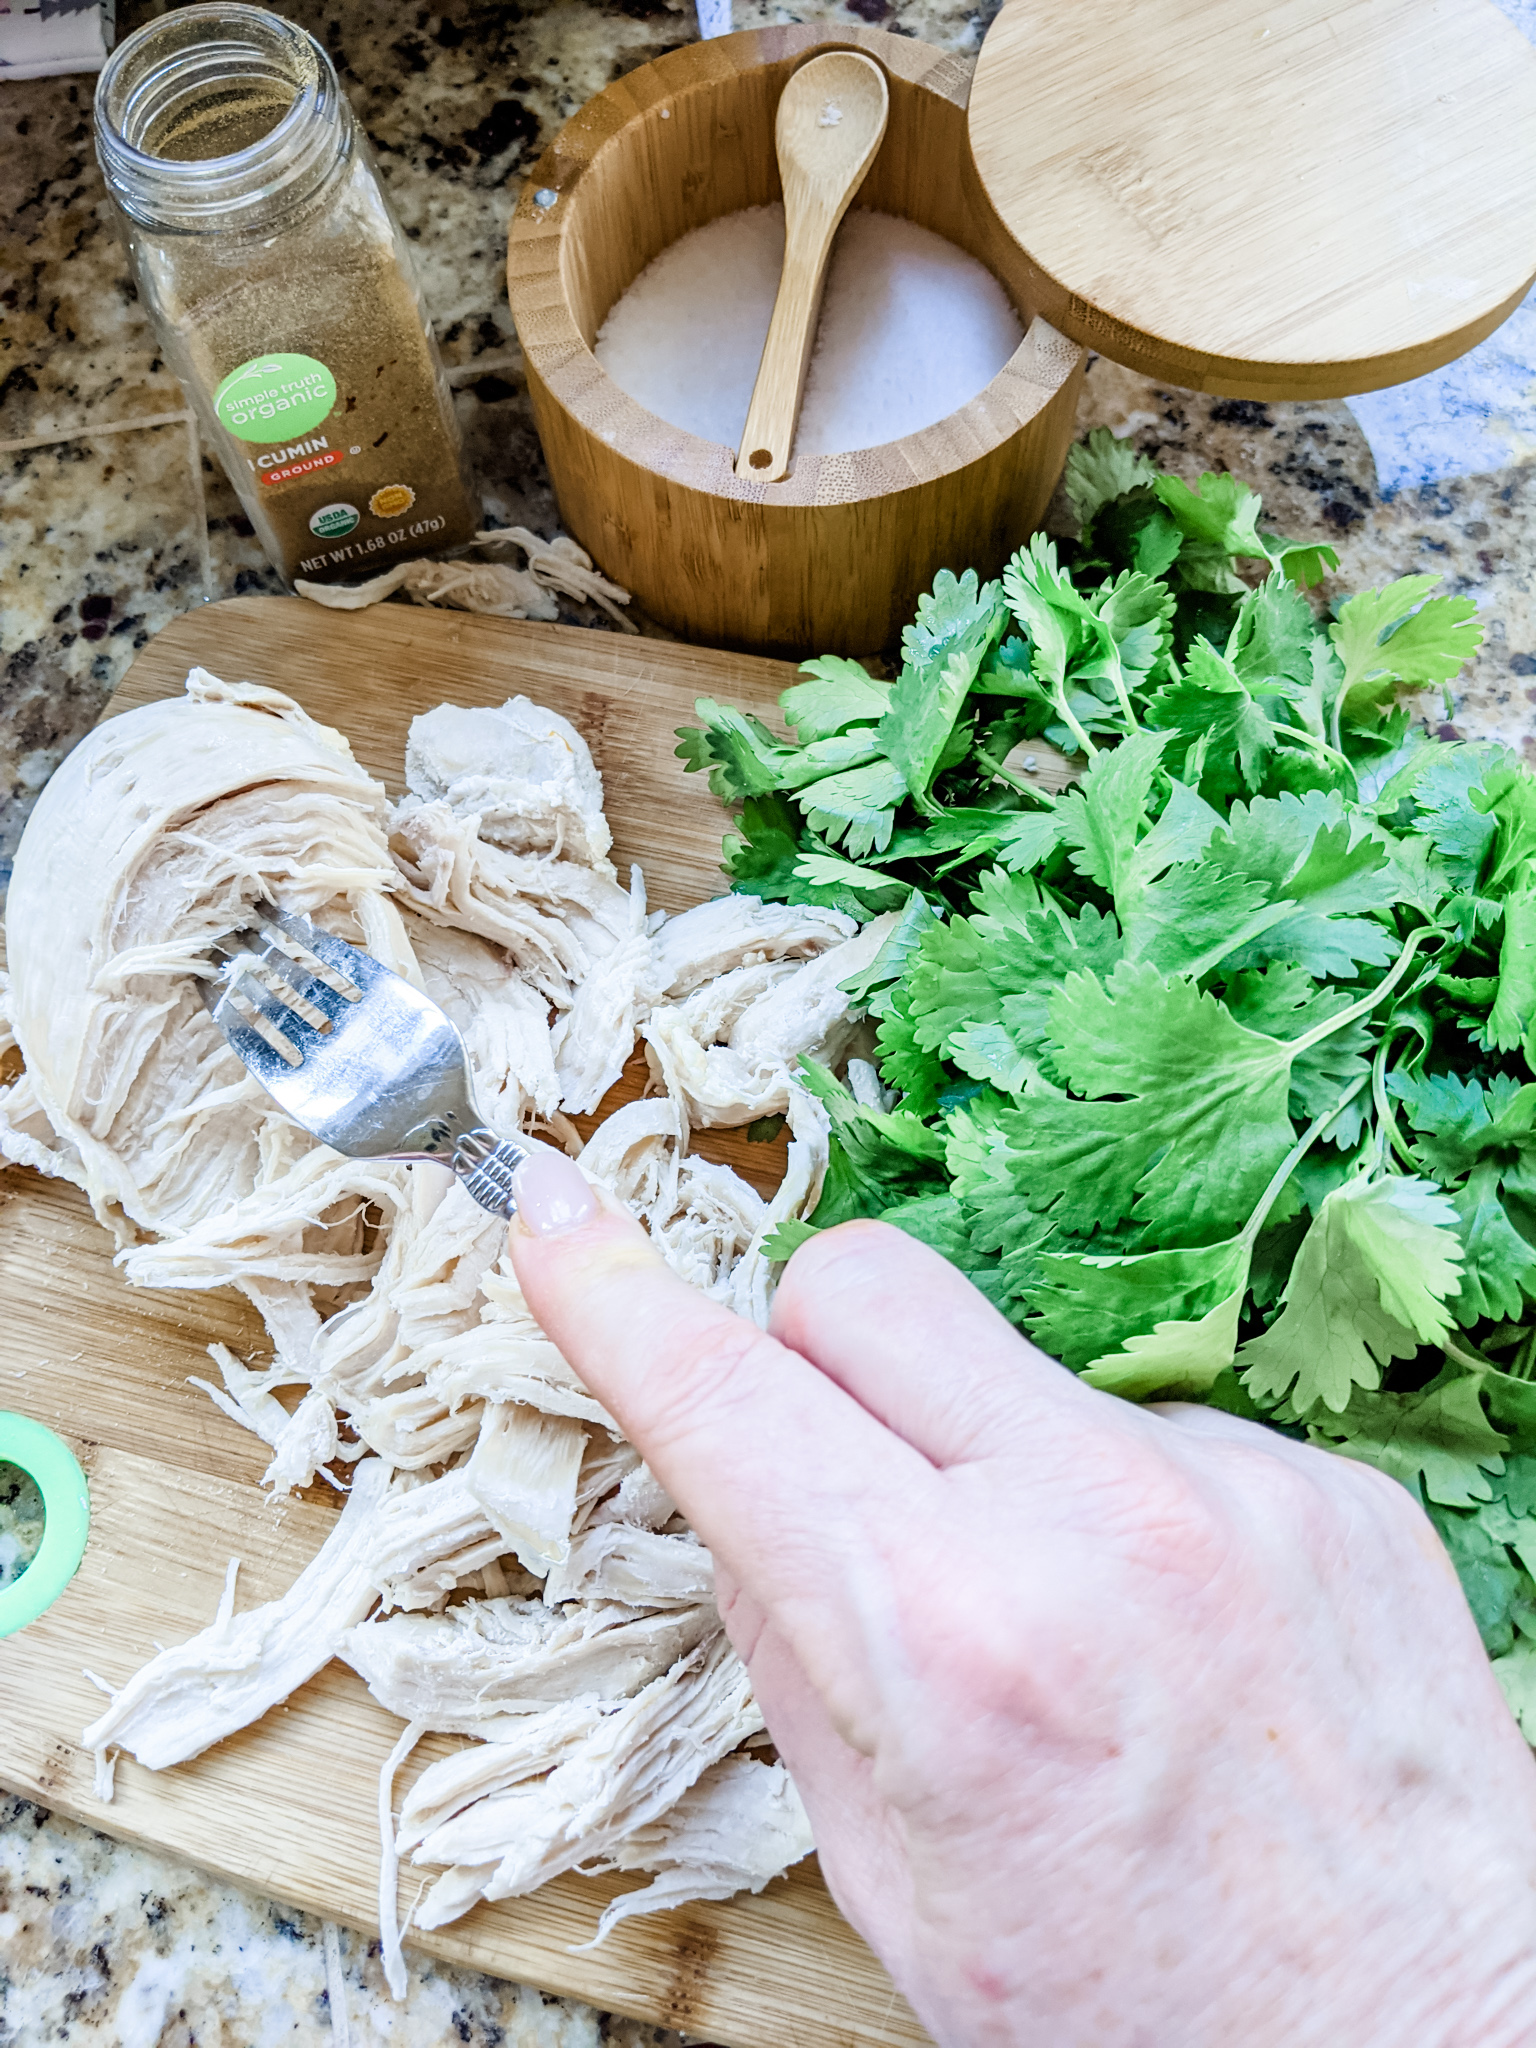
left=506, top=1149, right=935, bottom=1618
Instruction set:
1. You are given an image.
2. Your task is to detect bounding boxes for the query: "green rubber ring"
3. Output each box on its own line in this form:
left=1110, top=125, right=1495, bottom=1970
left=0, top=1414, right=90, bottom=1638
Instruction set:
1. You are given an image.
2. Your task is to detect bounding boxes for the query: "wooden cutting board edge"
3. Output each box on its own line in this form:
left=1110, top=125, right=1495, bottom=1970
left=0, top=596, right=931, bottom=2048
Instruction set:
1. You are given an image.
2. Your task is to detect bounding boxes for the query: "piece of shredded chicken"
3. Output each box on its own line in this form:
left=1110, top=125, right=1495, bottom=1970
left=0, top=667, right=897, bottom=1963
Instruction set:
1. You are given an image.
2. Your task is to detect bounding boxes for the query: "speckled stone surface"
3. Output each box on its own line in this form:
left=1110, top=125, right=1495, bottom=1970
left=4, top=0, right=1536, bottom=2035
left=0, top=1794, right=688, bottom=2048
left=0, top=1465, right=44, bottom=1592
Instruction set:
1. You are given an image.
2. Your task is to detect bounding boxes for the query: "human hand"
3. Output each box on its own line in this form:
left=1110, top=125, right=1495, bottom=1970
left=508, top=1149, right=1536, bottom=2048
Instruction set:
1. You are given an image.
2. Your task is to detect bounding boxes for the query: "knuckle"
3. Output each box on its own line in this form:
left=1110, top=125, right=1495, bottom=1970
left=1060, top=1430, right=1233, bottom=1590
left=776, top=1217, right=905, bottom=1300
left=635, top=1315, right=785, bottom=1458
left=1114, top=1459, right=1231, bottom=1590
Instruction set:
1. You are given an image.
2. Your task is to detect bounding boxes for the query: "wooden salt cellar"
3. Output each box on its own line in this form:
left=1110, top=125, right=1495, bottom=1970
left=506, top=25, right=1084, bottom=657
left=507, top=0, right=1536, bottom=658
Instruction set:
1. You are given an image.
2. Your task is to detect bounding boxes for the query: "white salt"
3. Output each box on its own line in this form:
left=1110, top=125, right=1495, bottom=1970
left=594, top=205, right=1024, bottom=460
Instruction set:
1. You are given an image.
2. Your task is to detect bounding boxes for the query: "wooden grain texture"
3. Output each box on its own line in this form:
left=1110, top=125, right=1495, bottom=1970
left=735, top=52, right=889, bottom=483
left=505, top=23, right=1084, bottom=656
left=969, top=0, right=1536, bottom=399
left=0, top=598, right=929, bottom=2048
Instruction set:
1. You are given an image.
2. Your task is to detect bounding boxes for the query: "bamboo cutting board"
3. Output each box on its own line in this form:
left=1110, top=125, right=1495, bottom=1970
left=0, top=596, right=929, bottom=2048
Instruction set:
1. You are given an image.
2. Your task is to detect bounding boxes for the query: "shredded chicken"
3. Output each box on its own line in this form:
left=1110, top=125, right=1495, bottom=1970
left=585, top=1754, right=815, bottom=1944
left=341, top=1600, right=716, bottom=1734
left=0, top=667, right=877, bottom=1959
left=295, top=528, right=636, bottom=636
left=408, top=1631, right=761, bottom=1925
left=81, top=1460, right=392, bottom=1769
left=643, top=909, right=902, bottom=1126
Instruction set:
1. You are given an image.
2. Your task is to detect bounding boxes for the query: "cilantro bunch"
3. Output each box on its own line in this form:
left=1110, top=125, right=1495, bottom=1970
left=679, top=430, right=1536, bottom=1727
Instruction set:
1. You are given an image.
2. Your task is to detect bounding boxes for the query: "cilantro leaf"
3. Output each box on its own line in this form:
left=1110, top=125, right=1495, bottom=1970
left=781, top=656, right=891, bottom=741
left=1226, top=571, right=1323, bottom=697
left=1082, top=571, right=1178, bottom=698
left=1409, top=743, right=1508, bottom=887
left=1154, top=470, right=1269, bottom=562
left=1063, top=426, right=1159, bottom=527
left=1145, top=639, right=1277, bottom=793
left=681, top=700, right=797, bottom=800
left=1428, top=1501, right=1530, bottom=1655
left=905, top=898, right=1122, bottom=1066
left=1207, top=790, right=1400, bottom=979
left=1388, top=1070, right=1536, bottom=1321
left=723, top=794, right=880, bottom=915
left=1311, top=1373, right=1507, bottom=1506
left=1479, top=761, right=1536, bottom=895
left=1490, top=893, right=1536, bottom=1062
left=1330, top=576, right=1485, bottom=722
left=879, top=1192, right=1012, bottom=1311
left=1079, top=1288, right=1245, bottom=1401
left=922, top=807, right=1065, bottom=875
left=1015, top=962, right=1299, bottom=1240
left=1494, top=1638, right=1536, bottom=1739
left=1453, top=1184, right=1536, bottom=1325
left=1029, top=1236, right=1249, bottom=1372
left=1389, top=1070, right=1536, bottom=1184
left=901, top=567, right=1008, bottom=675
left=838, top=889, right=940, bottom=1014
left=773, top=1064, right=947, bottom=1250
left=1238, top=1175, right=1464, bottom=1415
left=1274, top=540, right=1340, bottom=590
left=1053, top=727, right=1171, bottom=900
left=1223, top=968, right=1374, bottom=1143
left=797, top=759, right=908, bottom=858
left=1120, top=860, right=1274, bottom=978
left=880, top=648, right=980, bottom=809
left=792, top=852, right=909, bottom=909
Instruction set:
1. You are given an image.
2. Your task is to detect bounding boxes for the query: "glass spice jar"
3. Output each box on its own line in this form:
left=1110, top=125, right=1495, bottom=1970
left=94, top=3, right=477, bottom=588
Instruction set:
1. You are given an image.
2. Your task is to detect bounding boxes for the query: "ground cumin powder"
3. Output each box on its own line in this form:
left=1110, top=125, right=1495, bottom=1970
left=97, top=7, right=477, bottom=587
left=164, top=228, right=478, bottom=584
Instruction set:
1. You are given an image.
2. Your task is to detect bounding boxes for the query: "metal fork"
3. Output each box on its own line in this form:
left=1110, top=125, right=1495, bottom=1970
left=200, top=899, right=530, bottom=1218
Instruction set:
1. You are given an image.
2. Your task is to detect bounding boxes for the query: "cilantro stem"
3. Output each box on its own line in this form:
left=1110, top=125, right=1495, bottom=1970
left=1268, top=719, right=1356, bottom=787
left=1290, top=925, right=1441, bottom=1057
left=1099, top=639, right=1142, bottom=738
left=1444, top=1335, right=1501, bottom=1375
left=1371, top=1028, right=1418, bottom=1170
left=1239, top=1073, right=1372, bottom=1251
left=1050, top=684, right=1099, bottom=760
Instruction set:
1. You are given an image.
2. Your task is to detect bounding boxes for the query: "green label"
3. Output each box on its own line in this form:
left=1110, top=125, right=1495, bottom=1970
left=215, top=353, right=337, bottom=442
left=309, top=501, right=359, bottom=538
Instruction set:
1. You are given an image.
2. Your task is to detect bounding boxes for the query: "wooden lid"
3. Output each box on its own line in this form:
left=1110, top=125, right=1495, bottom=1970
left=968, top=0, right=1536, bottom=399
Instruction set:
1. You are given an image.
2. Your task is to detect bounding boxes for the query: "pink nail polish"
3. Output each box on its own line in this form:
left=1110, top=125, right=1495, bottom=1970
left=512, top=1149, right=597, bottom=1236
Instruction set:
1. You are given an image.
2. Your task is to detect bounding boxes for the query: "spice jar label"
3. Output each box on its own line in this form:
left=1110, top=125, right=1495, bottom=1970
left=214, top=352, right=338, bottom=441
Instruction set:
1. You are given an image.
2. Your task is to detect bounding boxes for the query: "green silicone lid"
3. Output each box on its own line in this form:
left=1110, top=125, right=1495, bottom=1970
left=0, top=1414, right=90, bottom=1638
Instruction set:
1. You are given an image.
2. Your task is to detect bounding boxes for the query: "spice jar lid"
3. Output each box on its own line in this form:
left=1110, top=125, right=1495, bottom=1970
left=967, top=0, right=1536, bottom=399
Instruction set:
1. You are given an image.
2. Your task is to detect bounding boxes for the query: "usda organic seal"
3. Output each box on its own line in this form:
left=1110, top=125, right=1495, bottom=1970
left=309, top=502, right=360, bottom=539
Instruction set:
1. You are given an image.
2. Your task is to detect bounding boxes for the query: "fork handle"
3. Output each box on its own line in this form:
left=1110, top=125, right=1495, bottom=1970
left=451, top=1129, right=532, bottom=1219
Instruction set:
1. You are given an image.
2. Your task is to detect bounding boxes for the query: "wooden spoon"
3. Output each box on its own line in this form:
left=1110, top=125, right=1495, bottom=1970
left=734, top=51, right=889, bottom=484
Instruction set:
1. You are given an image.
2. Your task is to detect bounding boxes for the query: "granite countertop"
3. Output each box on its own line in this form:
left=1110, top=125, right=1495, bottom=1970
left=4, top=0, right=1536, bottom=2036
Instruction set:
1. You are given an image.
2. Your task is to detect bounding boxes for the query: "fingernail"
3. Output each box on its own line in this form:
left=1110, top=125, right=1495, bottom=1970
left=512, top=1149, right=597, bottom=1236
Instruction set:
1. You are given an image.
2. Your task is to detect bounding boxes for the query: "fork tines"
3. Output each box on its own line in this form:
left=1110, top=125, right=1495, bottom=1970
left=203, top=900, right=363, bottom=1068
